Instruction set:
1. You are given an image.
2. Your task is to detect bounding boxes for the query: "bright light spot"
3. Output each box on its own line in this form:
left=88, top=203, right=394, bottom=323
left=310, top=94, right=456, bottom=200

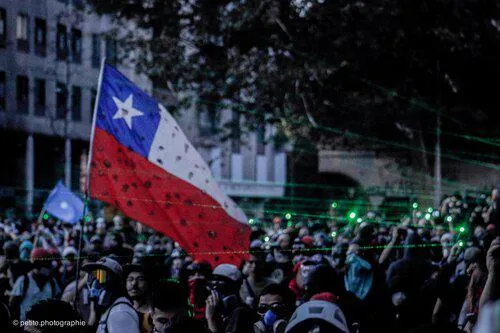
left=427, top=207, right=433, bottom=213
left=446, top=216, right=453, bottom=222
left=43, top=214, right=49, bottom=220
left=331, top=231, right=337, bottom=237
left=459, top=227, right=465, bottom=233
left=458, top=241, right=464, bottom=247
left=285, top=213, right=292, bottom=220
left=357, top=218, right=363, bottom=223
left=331, top=202, right=338, bottom=209
left=349, top=212, right=356, bottom=219
left=425, top=213, right=431, bottom=220
left=287, top=221, right=293, bottom=228
left=248, top=218, right=254, bottom=224
left=412, top=203, right=418, bottom=209
left=264, top=236, right=270, bottom=242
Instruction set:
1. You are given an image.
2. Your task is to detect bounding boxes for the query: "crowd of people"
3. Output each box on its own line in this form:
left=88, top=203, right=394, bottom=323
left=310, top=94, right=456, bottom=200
left=0, top=187, right=499, bottom=333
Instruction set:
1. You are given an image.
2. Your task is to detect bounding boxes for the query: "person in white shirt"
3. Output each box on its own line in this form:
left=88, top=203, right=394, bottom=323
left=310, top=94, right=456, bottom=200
left=82, top=257, right=140, bottom=333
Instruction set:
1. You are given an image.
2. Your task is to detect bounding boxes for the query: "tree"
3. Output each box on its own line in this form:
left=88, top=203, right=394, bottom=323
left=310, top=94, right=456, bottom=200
left=89, top=0, right=500, bottom=174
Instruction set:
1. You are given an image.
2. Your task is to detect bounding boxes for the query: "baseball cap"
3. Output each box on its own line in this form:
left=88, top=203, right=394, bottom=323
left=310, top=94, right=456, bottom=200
left=30, top=248, right=52, bottom=261
left=212, top=264, right=242, bottom=282
left=62, top=246, right=77, bottom=258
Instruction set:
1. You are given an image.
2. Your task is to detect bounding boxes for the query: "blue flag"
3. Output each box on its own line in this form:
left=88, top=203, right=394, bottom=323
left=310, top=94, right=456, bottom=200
left=44, top=181, right=84, bottom=224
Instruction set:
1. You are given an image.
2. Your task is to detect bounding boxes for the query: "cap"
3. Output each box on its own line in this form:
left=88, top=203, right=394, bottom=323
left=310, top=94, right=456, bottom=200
left=311, top=292, right=339, bottom=304
left=83, top=257, right=123, bottom=279
left=20, top=240, right=33, bottom=252
left=301, top=236, right=314, bottom=247
left=30, top=248, right=52, bottom=260
left=464, top=247, right=483, bottom=264
left=123, top=262, right=151, bottom=279
left=62, top=246, right=77, bottom=258
left=212, top=264, right=242, bottom=282
left=285, top=300, right=349, bottom=333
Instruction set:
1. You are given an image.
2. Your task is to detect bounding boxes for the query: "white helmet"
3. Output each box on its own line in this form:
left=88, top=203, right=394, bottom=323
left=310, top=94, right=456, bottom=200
left=285, top=301, right=349, bottom=333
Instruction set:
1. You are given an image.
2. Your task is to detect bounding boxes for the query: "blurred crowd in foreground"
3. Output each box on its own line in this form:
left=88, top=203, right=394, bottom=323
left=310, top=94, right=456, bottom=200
left=0, top=187, right=499, bottom=333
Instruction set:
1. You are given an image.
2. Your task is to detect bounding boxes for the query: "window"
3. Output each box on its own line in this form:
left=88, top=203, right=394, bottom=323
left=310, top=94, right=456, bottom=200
left=16, top=76, right=29, bottom=114
left=257, top=125, right=265, bottom=155
left=17, top=14, right=29, bottom=52
left=71, top=28, right=82, bottom=63
left=90, top=88, right=97, bottom=121
left=91, top=34, right=101, bottom=68
left=198, top=103, right=218, bottom=137
left=56, top=82, right=67, bottom=119
left=34, top=18, right=46, bottom=56
left=105, top=37, right=117, bottom=65
left=0, top=8, right=6, bottom=48
left=0, top=71, right=5, bottom=111
left=231, top=111, right=241, bottom=153
left=56, top=24, right=67, bottom=60
left=34, top=79, right=45, bottom=116
left=71, top=86, right=81, bottom=121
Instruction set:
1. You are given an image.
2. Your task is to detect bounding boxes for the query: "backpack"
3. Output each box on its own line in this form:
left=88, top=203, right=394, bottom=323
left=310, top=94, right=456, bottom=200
left=21, top=273, right=56, bottom=300
left=102, top=299, right=141, bottom=333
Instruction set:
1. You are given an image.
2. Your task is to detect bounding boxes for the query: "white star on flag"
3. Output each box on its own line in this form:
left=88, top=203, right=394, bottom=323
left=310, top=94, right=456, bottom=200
left=112, top=94, right=144, bottom=129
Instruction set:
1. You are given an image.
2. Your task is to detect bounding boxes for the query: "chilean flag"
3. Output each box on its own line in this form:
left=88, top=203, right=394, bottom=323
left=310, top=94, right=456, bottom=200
left=89, top=64, right=251, bottom=265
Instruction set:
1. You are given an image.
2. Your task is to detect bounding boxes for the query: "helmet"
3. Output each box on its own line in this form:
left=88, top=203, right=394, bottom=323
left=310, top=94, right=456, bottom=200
left=285, top=300, right=349, bottom=333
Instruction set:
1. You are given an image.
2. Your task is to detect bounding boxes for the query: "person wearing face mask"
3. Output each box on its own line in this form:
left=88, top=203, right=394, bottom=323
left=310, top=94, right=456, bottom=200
left=184, top=260, right=212, bottom=319
left=9, top=248, right=61, bottom=321
left=83, top=257, right=140, bottom=333
left=254, top=284, right=295, bottom=333
left=205, top=264, right=257, bottom=333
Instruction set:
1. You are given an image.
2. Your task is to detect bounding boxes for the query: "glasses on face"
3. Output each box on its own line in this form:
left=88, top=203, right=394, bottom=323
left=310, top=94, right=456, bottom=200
left=257, top=302, right=284, bottom=315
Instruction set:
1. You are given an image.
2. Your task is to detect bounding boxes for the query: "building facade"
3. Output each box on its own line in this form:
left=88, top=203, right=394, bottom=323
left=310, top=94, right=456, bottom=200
left=0, top=0, right=151, bottom=215
left=0, top=0, right=287, bottom=218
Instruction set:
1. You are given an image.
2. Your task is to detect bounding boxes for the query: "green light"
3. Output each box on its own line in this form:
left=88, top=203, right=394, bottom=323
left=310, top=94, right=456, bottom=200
left=43, top=213, right=49, bottom=220
left=331, top=231, right=337, bottom=237
left=357, top=218, right=363, bottom=223
left=331, top=202, right=338, bottom=209
left=285, top=213, right=292, bottom=220
left=249, top=218, right=254, bottom=224
left=348, top=212, right=357, bottom=220
left=264, top=236, right=270, bottom=242
left=85, top=216, right=91, bottom=222
left=427, top=207, right=433, bottom=213
left=412, top=203, right=418, bottom=209
left=458, top=241, right=464, bottom=247
left=287, top=221, right=293, bottom=228
left=459, top=226, right=465, bottom=233
left=425, top=213, right=431, bottom=220
left=446, top=216, right=453, bottom=222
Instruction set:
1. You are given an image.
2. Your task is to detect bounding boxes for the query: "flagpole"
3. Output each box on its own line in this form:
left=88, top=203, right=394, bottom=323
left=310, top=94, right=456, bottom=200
left=74, top=57, right=107, bottom=308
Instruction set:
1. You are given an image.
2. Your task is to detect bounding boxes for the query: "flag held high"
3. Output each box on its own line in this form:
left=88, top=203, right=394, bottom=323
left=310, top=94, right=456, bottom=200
left=88, top=64, right=250, bottom=265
